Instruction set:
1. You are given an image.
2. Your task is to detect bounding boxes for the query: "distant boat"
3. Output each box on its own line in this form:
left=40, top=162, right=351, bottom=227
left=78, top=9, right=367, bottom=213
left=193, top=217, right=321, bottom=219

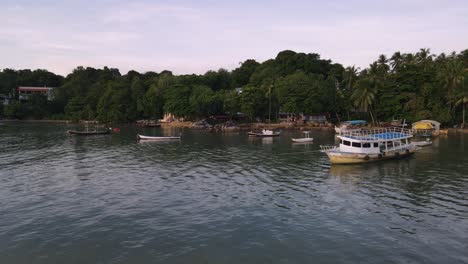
left=335, top=120, right=367, bottom=134
left=412, top=120, right=441, bottom=136
left=248, top=129, right=280, bottom=137
left=136, top=120, right=161, bottom=127
left=411, top=138, right=432, bottom=147
left=67, top=129, right=110, bottom=136
left=292, top=131, right=314, bottom=143
left=137, top=134, right=181, bottom=140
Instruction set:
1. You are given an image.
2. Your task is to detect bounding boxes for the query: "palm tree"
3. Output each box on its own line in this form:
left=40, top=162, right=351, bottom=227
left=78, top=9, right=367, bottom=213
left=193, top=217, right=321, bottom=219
left=416, top=48, right=433, bottom=71
left=390, top=51, right=403, bottom=72
left=377, top=54, right=390, bottom=74
left=453, top=69, right=468, bottom=128
left=343, top=66, right=359, bottom=91
left=441, top=58, right=464, bottom=107
left=352, top=78, right=376, bottom=124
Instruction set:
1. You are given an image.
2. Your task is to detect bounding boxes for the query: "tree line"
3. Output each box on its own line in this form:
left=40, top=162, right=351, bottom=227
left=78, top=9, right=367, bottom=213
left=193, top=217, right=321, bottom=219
left=1, top=49, right=467, bottom=126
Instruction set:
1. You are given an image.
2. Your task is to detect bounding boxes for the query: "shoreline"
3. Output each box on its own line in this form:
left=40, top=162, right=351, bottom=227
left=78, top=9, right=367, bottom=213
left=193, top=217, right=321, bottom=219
left=2, top=119, right=467, bottom=134
left=160, top=120, right=335, bottom=131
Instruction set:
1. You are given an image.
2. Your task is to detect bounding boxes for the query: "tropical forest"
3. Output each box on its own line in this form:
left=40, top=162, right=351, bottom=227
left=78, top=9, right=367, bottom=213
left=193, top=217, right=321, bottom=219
left=1, top=49, right=467, bottom=126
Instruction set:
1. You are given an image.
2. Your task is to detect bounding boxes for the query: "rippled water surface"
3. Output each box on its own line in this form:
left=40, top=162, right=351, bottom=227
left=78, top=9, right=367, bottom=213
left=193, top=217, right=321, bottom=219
left=1, top=122, right=467, bottom=263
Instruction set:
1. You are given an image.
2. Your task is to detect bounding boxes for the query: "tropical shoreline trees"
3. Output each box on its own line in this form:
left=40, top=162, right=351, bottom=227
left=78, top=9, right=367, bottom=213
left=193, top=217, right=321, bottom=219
left=1, top=49, right=467, bottom=127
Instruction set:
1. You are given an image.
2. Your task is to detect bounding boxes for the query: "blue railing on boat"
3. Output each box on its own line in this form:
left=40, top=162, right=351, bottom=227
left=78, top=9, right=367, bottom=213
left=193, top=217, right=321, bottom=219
left=339, top=127, right=413, bottom=141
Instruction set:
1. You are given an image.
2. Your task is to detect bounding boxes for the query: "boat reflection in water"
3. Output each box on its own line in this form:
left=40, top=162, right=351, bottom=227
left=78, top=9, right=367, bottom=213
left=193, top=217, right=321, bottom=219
left=327, top=159, right=415, bottom=181
left=262, top=137, right=273, bottom=144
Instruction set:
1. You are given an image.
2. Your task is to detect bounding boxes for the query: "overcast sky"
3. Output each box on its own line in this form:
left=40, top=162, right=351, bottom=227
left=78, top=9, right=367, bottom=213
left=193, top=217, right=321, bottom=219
left=1, top=0, right=467, bottom=75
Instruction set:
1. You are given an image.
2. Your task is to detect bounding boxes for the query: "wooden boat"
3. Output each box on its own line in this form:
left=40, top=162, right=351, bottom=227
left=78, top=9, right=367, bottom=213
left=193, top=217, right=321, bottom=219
left=321, top=127, right=418, bottom=164
left=136, top=120, right=161, bottom=127
left=67, top=129, right=110, bottom=135
left=137, top=134, right=181, bottom=140
left=334, top=120, right=367, bottom=135
left=411, top=139, right=432, bottom=147
left=292, top=131, right=314, bottom=143
left=248, top=129, right=280, bottom=137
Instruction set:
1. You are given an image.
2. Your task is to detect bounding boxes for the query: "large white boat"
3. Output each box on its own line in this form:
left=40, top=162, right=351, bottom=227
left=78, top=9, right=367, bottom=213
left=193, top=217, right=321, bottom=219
left=321, top=127, right=418, bottom=164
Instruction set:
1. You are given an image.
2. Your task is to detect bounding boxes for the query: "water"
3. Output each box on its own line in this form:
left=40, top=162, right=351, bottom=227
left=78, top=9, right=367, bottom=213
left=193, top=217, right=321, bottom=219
left=1, top=122, right=467, bottom=263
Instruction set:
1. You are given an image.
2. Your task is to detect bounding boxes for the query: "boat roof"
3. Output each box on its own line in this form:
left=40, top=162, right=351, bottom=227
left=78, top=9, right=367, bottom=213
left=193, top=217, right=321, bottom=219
left=342, top=120, right=367, bottom=125
left=338, top=128, right=413, bottom=142
left=412, top=120, right=440, bottom=126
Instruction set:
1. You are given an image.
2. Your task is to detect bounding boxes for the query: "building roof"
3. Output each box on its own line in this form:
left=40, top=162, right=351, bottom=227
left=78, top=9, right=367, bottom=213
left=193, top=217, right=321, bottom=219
left=343, top=120, right=367, bottom=125
left=411, top=120, right=441, bottom=126
left=17, top=86, right=55, bottom=92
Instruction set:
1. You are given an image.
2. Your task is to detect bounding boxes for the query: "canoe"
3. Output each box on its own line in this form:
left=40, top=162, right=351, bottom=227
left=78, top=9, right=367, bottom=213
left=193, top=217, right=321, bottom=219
left=292, top=131, right=313, bottom=142
left=67, top=130, right=110, bottom=135
left=411, top=140, right=432, bottom=147
left=248, top=131, right=280, bottom=137
left=137, top=134, right=181, bottom=140
left=292, top=138, right=314, bottom=143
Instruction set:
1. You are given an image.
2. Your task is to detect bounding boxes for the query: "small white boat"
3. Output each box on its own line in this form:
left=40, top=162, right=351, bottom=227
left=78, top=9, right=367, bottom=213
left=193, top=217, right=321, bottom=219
left=411, top=139, right=432, bottom=147
left=292, top=131, right=314, bottom=143
left=137, top=134, right=181, bottom=140
left=248, top=129, right=280, bottom=137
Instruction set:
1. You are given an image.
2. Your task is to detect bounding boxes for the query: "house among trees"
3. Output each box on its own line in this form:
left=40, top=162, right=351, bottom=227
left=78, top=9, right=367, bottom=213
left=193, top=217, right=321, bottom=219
left=17, top=87, right=55, bottom=101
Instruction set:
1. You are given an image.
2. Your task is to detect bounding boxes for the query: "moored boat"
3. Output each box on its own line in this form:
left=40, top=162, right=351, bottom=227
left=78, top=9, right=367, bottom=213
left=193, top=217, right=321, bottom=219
left=411, top=138, right=432, bottom=147
left=137, top=134, right=181, bottom=140
left=321, top=127, right=418, bottom=164
left=136, top=120, right=161, bottom=127
left=412, top=120, right=441, bottom=136
left=67, top=129, right=110, bottom=135
left=248, top=129, right=280, bottom=137
left=292, top=131, right=313, bottom=143
left=335, top=120, right=367, bottom=135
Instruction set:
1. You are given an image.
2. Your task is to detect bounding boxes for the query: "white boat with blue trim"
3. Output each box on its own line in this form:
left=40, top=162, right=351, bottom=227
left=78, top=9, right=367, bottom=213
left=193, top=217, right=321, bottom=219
left=321, top=127, right=418, bottom=164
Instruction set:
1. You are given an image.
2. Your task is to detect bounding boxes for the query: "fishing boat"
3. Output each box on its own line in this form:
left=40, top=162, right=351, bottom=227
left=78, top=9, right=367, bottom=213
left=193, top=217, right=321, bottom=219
left=136, top=120, right=161, bottom=127
left=320, top=127, right=418, bottom=164
left=335, top=120, right=367, bottom=135
left=411, top=138, right=432, bottom=147
left=292, top=131, right=313, bottom=143
left=67, top=129, right=110, bottom=135
left=137, top=134, right=181, bottom=140
left=248, top=129, right=280, bottom=137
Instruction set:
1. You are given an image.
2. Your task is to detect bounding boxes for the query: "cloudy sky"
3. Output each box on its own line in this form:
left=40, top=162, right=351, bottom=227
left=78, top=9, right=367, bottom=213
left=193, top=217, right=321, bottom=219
left=1, top=0, right=467, bottom=75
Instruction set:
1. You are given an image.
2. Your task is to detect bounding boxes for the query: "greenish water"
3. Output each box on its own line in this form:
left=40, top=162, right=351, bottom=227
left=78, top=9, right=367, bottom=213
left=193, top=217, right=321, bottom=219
left=0, top=122, right=467, bottom=263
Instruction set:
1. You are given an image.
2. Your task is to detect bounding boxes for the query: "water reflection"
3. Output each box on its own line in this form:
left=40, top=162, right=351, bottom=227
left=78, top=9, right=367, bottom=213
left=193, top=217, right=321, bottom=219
left=0, top=123, right=467, bottom=264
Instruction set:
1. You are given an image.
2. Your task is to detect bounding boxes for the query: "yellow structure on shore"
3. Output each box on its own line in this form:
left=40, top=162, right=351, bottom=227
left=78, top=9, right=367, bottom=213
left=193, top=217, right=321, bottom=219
left=412, top=120, right=441, bottom=136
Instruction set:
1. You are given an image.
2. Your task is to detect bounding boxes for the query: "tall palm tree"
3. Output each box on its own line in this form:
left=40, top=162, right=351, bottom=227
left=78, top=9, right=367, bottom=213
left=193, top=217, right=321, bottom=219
left=442, top=58, right=465, bottom=107
left=343, top=66, right=359, bottom=91
left=377, top=54, right=390, bottom=74
left=352, top=78, right=376, bottom=124
left=390, top=51, right=403, bottom=72
left=416, top=48, right=433, bottom=71
left=453, top=69, right=468, bottom=128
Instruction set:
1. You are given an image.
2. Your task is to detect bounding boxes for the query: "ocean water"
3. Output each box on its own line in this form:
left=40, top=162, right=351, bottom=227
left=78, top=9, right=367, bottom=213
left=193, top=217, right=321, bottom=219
left=0, top=122, right=467, bottom=263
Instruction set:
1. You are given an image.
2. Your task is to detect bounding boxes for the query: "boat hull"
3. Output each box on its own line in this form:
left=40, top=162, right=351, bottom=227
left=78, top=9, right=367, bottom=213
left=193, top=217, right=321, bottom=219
left=137, top=134, right=181, bottom=140
left=67, top=130, right=110, bottom=135
left=248, top=132, right=280, bottom=137
left=292, top=138, right=313, bottom=143
left=326, top=148, right=417, bottom=164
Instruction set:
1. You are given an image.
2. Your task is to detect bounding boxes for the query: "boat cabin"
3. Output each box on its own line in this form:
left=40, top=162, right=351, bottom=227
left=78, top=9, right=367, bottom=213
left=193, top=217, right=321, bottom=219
left=337, top=130, right=412, bottom=154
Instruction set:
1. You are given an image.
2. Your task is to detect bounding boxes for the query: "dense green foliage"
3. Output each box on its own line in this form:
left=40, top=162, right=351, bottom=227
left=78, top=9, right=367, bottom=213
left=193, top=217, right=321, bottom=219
left=1, top=49, right=467, bottom=126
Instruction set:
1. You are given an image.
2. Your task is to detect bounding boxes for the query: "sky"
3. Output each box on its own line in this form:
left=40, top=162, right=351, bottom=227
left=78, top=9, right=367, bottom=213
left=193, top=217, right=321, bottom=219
left=1, top=0, right=467, bottom=76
